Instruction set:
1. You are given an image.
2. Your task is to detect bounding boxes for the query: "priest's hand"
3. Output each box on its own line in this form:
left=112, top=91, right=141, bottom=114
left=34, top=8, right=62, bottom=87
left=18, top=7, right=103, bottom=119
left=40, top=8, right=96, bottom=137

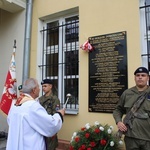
left=57, top=109, right=65, bottom=116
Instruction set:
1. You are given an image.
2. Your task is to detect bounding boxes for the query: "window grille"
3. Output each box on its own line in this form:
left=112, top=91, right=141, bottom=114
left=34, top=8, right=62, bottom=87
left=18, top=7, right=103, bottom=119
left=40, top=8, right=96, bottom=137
left=39, top=16, right=79, bottom=114
left=140, top=0, right=150, bottom=80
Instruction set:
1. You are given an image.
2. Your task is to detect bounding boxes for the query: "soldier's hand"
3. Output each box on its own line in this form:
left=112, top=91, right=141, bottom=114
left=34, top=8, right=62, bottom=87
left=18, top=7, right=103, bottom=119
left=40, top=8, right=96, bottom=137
left=117, top=121, right=127, bottom=132
left=57, top=109, right=65, bottom=116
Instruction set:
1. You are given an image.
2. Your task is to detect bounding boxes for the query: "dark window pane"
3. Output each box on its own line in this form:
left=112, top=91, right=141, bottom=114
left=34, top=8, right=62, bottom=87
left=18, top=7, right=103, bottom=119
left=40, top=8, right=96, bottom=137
left=65, top=16, right=79, bottom=43
left=47, top=21, right=59, bottom=46
left=46, top=53, right=58, bottom=76
left=52, top=79, right=58, bottom=96
left=64, top=78, right=78, bottom=105
left=65, top=50, right=78, bottom=75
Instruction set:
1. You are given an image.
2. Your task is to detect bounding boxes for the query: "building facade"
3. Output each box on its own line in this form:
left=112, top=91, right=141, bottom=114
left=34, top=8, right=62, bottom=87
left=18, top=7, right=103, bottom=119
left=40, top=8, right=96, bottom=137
left=1, top=0, right=150, bottom=149
left=29, top=0, right=150, bottom=149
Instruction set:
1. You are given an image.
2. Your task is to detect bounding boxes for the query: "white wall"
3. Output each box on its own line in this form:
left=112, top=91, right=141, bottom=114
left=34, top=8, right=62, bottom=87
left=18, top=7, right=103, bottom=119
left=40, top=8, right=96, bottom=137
left=0, top=9, right=25, bottom=131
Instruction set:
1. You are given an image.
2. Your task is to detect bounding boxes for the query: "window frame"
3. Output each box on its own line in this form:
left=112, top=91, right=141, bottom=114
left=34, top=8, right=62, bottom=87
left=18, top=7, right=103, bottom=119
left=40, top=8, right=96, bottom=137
left=140, top=0, right=150, bottom=74
left=38, top=13, right=79, bottom=114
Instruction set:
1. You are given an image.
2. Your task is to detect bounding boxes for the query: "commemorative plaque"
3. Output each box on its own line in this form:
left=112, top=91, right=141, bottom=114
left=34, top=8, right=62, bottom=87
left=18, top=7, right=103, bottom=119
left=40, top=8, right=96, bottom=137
left=89, top=31, right=128, bottom=113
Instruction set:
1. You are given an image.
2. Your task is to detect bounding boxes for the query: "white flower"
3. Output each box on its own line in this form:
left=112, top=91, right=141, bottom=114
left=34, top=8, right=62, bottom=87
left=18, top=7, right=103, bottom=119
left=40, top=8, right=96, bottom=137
left=99, top=126, right=104, bottom=131
left=119, top=140, right=123, bottom=145
left=85, top=123, right=90, bottom=129
left=109, top=126, right=114, bottom=130
left=73, top=132, right=77, bottom=137
left=71, top=136, right=75, bottom=142
left=110, top=141, right=115, bottom=147
left=94, top=121, right=100, bottom=126
left=107, top=128, right=112, bottom=134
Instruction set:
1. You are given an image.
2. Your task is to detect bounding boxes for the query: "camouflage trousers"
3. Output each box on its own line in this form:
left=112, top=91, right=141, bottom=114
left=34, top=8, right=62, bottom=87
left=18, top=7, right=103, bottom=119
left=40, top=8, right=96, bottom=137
left=46, top=135, right=58, bottom=150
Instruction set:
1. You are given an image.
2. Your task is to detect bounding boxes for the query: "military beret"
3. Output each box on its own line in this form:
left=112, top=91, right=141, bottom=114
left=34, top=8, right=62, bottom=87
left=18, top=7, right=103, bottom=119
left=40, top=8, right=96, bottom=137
left=134, top=67, right=149, bottom=75
left=18, top=85, right=22, bottom=90
left=41, top=79, right=53, bottom=85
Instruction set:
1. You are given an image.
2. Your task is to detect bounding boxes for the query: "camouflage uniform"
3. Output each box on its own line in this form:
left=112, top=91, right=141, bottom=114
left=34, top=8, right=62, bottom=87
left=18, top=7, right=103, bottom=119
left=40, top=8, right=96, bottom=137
left=39, top=93, right=60, bottom=150
left=113, top=86, right=150, bottom=150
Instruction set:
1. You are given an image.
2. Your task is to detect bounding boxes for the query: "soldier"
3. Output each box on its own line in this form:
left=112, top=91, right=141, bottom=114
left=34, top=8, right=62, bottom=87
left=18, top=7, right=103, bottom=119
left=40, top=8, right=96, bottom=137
left=39, top=79, right=60, bottom=150
left=113, top=67, right=150, bottom=150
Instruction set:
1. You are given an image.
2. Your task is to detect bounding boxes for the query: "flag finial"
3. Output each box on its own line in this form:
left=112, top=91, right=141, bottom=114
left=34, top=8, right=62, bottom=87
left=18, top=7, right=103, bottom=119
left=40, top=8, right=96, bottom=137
left=13, top=40, right=16, bottom=48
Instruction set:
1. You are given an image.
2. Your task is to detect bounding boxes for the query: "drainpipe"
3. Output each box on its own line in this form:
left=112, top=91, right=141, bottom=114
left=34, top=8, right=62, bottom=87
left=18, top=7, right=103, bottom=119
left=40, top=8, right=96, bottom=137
left=22, top=0, right=33, bottom=83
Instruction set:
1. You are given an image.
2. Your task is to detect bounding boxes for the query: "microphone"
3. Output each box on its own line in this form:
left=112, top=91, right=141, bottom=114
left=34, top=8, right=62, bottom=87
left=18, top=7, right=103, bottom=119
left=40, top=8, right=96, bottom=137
left=63, top=93, right=71, bottom=109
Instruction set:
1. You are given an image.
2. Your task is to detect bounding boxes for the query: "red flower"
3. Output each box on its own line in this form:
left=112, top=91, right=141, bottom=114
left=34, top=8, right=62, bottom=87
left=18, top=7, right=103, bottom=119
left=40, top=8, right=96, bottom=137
left=94, top=128, right=100, bottom=133
left=90, top=142, right=96, bottom=147
left=81, top=144, right=86, bottom=149
left=100, top=139, right=107, bottom=146
left=85, top=133, right=90, bottom=138
left=75, top=137, right=80, bottom=142
left=70, top=145, right=74, bottom=150
left=81, top=127, right=86, bottom=131
left=87, top=148, right=92, bottom=150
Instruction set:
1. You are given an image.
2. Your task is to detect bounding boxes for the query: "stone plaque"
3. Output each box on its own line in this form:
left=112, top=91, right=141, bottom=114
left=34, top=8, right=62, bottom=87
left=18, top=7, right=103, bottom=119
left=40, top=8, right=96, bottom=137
left=89, top=31, right=128, bottom=113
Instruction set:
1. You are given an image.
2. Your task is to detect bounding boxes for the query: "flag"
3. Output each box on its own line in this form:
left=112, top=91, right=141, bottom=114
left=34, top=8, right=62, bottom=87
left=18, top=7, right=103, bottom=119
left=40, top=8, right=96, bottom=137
left=0, top=42, right=17, bottom=115
left=80, top=40, right=94, bottom=52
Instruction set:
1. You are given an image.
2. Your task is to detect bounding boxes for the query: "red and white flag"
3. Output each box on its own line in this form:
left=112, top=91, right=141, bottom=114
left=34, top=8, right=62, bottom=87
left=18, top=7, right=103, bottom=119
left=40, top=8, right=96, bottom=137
left=80, top=40, right=94, bottom=52
left=0, top=42, right=17, bottom=115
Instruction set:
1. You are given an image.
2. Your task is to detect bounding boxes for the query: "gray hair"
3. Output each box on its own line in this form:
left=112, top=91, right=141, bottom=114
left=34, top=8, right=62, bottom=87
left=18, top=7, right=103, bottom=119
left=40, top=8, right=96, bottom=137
left=22, top=78, right=38, bottom=94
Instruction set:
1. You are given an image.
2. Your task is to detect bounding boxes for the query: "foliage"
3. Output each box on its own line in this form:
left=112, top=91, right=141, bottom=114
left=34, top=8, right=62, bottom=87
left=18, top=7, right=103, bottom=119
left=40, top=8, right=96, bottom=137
left=69, top=121, right=123, bottom=150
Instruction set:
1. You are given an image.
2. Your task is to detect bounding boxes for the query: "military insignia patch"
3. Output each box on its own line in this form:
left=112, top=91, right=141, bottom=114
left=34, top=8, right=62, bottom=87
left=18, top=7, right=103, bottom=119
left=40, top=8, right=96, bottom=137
left=147, top=94, right=150, bottom=101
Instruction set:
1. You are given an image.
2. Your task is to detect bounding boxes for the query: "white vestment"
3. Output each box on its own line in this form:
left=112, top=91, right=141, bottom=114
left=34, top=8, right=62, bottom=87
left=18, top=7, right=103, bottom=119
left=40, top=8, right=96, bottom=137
left=6, top=97, right=63, bottom=150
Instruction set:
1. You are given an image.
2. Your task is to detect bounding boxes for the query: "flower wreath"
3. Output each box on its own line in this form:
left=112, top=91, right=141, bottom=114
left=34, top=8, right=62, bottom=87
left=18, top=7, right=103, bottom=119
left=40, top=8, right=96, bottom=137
left=70, top=121, right=123, bottom=150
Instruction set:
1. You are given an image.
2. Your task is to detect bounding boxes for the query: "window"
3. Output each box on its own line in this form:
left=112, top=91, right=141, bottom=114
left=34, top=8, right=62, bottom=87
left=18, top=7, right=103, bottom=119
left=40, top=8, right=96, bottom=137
left=39, top=15, right=79, bottom=114
left=140, top=0, right=150, bottom=79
